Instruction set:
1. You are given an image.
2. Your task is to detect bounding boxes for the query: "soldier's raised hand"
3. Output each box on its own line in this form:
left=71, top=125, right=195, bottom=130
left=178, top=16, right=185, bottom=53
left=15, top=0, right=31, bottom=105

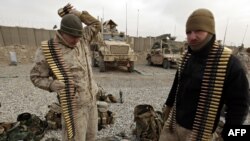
left=58, top=3, right=81, bottom=18
left=58, top=3, right=73, bottom=17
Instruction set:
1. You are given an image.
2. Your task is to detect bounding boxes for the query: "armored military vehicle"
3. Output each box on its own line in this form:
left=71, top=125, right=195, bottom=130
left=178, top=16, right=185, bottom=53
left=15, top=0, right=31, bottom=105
left=146, top=34, right=181, bottom=69
left=91, top=20, right=137, bottom=72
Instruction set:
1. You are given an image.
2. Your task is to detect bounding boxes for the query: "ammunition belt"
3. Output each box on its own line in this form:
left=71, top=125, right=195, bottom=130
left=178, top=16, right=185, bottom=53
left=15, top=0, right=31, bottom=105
left=165, top=48, right=191, bottom=131
left=166, top=41, right=232, bottom=141
left=189, top=42, right=231, bottom=141
left=41, top=39, right=77, bottom=140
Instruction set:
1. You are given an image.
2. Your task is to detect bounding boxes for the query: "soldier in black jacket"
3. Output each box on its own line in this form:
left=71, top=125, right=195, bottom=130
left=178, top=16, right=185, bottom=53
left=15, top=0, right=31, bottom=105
left=159, top=8, right=249, bottom=141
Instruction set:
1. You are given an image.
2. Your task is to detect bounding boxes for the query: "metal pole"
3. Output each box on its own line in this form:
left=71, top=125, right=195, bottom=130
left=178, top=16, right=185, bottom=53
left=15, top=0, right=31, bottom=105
left=126, top=3, right=127, bottom=37
left=137, top=9, right=139, bottom=37
left=101, top=18, right=103, bottom=40
left=223, top=19, right=229, bottom=46
left=174, top=24, right=176, bottom=37
left=102, top=7, right=104, bottom=21
left=241, top=24, right=248, bottom=46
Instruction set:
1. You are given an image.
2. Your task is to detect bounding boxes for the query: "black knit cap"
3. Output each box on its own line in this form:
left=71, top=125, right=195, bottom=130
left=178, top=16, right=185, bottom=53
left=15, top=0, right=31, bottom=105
left=59, top=14, right=83, bottom=37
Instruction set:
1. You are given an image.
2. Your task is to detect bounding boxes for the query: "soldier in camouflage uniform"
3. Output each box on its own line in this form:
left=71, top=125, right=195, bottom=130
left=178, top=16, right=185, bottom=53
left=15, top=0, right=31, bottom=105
left=30, top=4, right=101, bottom=141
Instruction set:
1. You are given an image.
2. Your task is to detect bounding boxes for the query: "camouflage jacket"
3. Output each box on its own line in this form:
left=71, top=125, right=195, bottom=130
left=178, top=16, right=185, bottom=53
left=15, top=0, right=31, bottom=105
left=30, top=11, right=101, bottom=105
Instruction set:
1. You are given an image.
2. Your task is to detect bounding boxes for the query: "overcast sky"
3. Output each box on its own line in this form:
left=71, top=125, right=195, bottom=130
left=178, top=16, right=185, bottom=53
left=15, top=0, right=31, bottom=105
left=0, top=0, right=250, bottom=47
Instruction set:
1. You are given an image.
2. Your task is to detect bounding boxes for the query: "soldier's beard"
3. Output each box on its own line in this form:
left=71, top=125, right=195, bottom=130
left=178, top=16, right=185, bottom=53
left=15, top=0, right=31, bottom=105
left=190, top=34, right=213, bottom=52
left=68, top=41, right=78, bottom=47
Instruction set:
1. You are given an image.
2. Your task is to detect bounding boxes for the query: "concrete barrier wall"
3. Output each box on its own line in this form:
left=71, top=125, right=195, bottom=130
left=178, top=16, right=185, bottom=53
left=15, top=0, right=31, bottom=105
left=0, top=25, right=184, bottom=65
left=1, top=26, right=12, bottom=46
left=27, top=28, right=37, bottom=47
left=0, top=25, right=157, bottom=52
left=0, top=26, right=154, bottom=52
left=19, top=27, right=29, bottom=45
left=49, top=30, right=56, bottom=39
left=0, top=25, right=56, bottom=48
left=128, top=36, right=156, bottom=53
left=11, top=27, right=21, bottom=45
left=0, top=27, right=4, bottom=46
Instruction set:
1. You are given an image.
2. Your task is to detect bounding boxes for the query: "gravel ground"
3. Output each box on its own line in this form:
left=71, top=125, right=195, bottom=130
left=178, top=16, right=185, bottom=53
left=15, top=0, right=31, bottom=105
left=0, top=64, right=175, bottom=140
left=0, top=64, right=249, bottom=140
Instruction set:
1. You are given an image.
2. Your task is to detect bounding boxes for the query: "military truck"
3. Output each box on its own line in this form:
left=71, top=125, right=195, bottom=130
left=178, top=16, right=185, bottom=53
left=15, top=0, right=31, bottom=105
left=91, top=19, right=137, bottom=72
left=146, top=34, right=181, bottom=69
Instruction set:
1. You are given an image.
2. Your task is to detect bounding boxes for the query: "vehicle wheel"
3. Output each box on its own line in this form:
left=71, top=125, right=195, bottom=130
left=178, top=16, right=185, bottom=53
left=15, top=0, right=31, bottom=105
left=99, top=59, right=106, bottom=72
left=128, top=61, right=134, bottom=72
left=147, top=58, right=153, bottom=66
left=163, top=59, right=170, bottom=69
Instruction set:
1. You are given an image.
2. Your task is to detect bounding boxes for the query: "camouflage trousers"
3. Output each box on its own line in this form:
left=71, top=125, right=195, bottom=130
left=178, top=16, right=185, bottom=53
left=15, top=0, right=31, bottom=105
left=159, top=123, right=219, bottom=141
left=62, top=101, right=98, bottom=141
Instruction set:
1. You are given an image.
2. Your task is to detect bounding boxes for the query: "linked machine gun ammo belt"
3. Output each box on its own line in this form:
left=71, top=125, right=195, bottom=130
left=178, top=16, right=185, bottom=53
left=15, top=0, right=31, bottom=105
left=166, top=41, right=232, bottom=141
left=41, top=39, right=77, bottom=140
left=189, top=44, right=231, bottom=141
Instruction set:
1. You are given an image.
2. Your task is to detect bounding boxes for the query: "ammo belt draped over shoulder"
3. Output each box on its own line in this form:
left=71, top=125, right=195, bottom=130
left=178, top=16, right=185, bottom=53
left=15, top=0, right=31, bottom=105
left=166, top=41, right=232, bottom=141
left=41, top=39, right=77, bottom=140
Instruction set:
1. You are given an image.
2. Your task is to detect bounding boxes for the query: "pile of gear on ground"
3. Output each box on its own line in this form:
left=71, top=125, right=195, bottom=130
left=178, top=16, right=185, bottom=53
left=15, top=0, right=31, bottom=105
left=0, top=86, right=117, bottom=141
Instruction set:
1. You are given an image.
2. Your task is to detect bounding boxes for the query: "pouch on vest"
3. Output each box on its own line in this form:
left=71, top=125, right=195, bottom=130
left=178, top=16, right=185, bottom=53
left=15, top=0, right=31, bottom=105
left=97, top=101, right=115, bottom=130
left=45, top=103, right=62, bottom=130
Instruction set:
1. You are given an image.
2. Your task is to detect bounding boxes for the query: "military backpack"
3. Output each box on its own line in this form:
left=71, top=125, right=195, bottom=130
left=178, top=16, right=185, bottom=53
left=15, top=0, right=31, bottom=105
left=133, top=104, right=163, bottom=141
left=0, top=112, right=47, bottom=141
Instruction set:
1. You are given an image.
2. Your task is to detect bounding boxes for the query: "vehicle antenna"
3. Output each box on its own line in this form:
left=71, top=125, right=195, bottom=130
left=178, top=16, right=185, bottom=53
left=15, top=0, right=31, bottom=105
left=223, top=19, right=229, bottom=47
left=241, top=24, right=248, bottom=46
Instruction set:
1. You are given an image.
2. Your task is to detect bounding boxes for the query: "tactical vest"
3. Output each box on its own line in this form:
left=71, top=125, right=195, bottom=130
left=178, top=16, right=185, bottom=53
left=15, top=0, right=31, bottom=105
left=165, top=41, right=232, bottom=141
left=98, top=110, right=115, bottom=130
left=45, top=103, right=62, bottom=130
